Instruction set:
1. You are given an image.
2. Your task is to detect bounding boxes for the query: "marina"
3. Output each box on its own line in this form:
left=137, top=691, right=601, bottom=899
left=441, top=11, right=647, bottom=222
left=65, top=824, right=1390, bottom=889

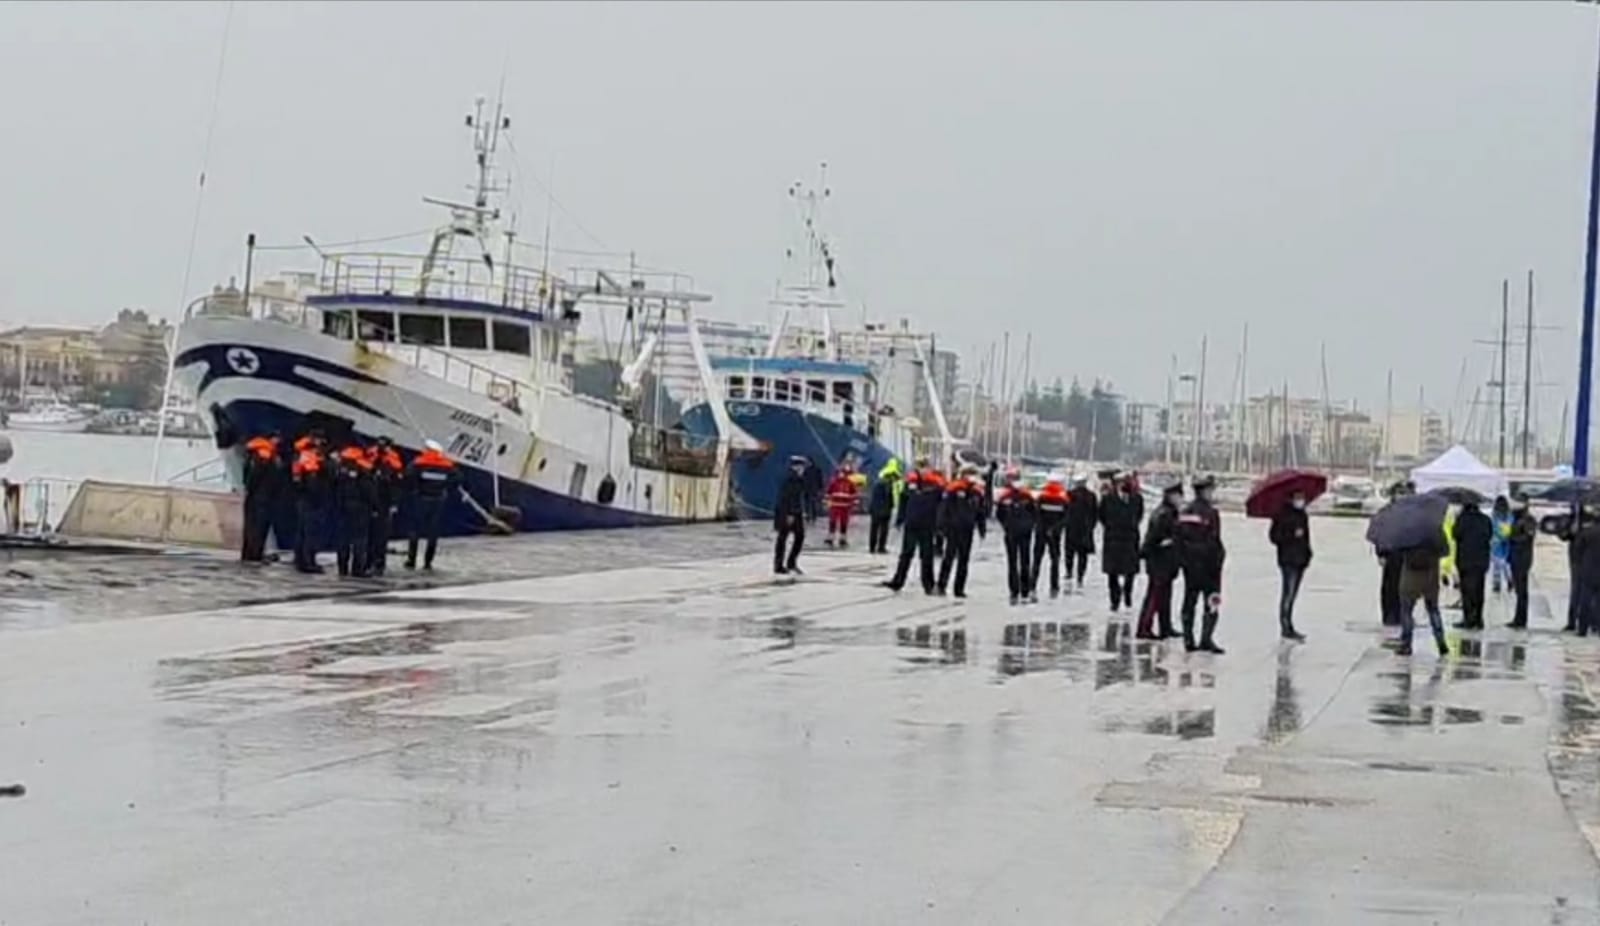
left=7, top=2, right=1600, bottom=924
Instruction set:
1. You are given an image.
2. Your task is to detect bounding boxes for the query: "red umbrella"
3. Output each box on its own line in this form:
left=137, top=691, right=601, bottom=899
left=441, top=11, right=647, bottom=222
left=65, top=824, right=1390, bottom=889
left=1245, top=469, right=1328, bottom=519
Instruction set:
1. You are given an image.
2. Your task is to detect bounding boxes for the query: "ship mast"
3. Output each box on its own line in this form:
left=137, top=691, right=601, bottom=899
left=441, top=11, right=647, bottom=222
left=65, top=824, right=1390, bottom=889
left=765, top=163, right=840, bottom=361
left=419, top=95, right=511, bottom=300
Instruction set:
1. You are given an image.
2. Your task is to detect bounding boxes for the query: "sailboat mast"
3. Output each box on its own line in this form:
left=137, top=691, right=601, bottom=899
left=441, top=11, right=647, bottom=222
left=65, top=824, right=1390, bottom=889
left=997, top=332, right=1011, bottom=462
left=1319, top=343, right=1333, bottom=469
left=1190, top=336, right=1207, bottom=473
left=1240, top=323, right=1251, bottom=474
left=1499, top=278, right=1509, bottom=468
left=1523, top=269, right=1535, bottom=467
left=1164, top=354, right=1176, bottom=465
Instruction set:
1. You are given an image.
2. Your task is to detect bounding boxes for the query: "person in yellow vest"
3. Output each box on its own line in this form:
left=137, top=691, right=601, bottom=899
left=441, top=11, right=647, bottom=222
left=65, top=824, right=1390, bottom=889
left=1440, top=506, right=1460, bottom=611
left=867, top=458, right=903, bottom=554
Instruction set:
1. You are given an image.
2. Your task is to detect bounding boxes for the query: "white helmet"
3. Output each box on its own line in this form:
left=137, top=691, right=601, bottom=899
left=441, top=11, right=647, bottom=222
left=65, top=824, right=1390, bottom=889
left=424, top=439, right=444, bottom=453
left=1046, top=471, right=1066, bottom=485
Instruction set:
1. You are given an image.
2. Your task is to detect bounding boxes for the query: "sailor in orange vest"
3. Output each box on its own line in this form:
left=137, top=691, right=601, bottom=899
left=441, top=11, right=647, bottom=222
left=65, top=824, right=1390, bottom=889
left=1032, top=472, right=1071, bottom=598
left=405, top=439, right=460, bottom=570
left=333, top=442, right=376, bottom=578
left=364, top=436, right=405, bottom=576
left=824, top=464, right=859, bottom=548
left=240, top=432, right=283, bottom=563
left=290, top=433, right=330, bottom=574
left=935, top=464, right=983, bottom=597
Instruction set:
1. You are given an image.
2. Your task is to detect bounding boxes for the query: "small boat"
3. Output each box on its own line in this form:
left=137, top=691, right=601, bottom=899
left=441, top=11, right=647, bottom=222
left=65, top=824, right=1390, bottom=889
left=9, top=400, right=92, bottom=433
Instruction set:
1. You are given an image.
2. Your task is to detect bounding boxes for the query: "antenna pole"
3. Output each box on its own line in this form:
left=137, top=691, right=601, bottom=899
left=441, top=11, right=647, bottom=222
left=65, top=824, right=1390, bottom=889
left=1190, top=336, right=1207, bottom=473
left=998, top=332, right=1010, bottom=462
left=1164, top=354, right=1175, bottom=465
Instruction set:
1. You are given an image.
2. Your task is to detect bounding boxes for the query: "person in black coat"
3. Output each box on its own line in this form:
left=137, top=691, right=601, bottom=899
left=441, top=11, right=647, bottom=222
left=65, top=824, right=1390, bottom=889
left=1377, top=481, right=1413, bottom=626
left=1099, top=476, right=1142, bottom=612
left=1452, top=499, right=1493, bottom=630
left=774, top=455, right=809, bottom=575
left=1576, top=512, right=1600, bottom=636
left=1177, top=474, right=1226, bottom=654
left=1268, top=492, right=1312, bottom=642
left=1064, top=476, right=1098, bottom=588
left=802, top=456, right=825, bottom=525
left=1507, top=494, right=1537, bottom=629
left=1136, top=483, right=1184, bottom=640
left=866, top=467, right=899, bottom=555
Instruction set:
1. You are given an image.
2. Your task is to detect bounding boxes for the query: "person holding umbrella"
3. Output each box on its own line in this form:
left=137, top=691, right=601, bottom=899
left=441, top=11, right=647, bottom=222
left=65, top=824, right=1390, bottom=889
left=1248, top=469, right=1327, bottom=643
left=1366, top=488, right=1451, bottom=657
left=1377, top=481, right=1414, bottom=628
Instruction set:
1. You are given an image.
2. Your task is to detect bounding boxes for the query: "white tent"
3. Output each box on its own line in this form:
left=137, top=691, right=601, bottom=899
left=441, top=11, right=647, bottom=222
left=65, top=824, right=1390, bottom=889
left=1409, top=445, right=1508, bottom=499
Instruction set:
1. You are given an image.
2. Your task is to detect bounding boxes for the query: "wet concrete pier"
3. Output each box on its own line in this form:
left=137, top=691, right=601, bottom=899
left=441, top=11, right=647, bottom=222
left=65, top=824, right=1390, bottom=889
left=4, top=517, right=1600, bottom=924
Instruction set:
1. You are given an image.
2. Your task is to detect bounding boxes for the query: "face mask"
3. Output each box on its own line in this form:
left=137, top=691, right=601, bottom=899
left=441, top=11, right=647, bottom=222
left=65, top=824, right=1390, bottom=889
left=1198, top=488, right=1213, bottom=502
left=1291, top=499, right=1305, bottom=510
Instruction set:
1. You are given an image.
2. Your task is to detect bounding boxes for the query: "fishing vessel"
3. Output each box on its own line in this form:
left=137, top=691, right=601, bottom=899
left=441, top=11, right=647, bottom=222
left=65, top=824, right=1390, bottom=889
left=678, top=171, right=947, bottom=518
left=169, top=96, right=737, bottom=538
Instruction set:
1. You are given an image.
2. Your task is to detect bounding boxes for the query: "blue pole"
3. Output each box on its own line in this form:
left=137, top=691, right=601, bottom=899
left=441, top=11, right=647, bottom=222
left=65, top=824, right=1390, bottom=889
left=1575, top=23, right=1600, bottom=476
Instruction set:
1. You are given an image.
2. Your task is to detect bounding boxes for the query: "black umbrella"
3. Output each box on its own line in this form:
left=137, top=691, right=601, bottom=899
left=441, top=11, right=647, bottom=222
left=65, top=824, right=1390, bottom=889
left=1537, top=476, right=1600, bottom=506
left=1428, top=486, right=1486, bottom=507
left=1366, top=491, right=1450, bottom=554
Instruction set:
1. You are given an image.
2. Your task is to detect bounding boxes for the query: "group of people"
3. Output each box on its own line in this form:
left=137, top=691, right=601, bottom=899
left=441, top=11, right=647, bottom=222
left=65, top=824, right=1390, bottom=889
left=1372, top=482, right=1540, bottom=656
left=772, top=454, right=1312, bottom=655
left=240, top=430, right=460, bottom=577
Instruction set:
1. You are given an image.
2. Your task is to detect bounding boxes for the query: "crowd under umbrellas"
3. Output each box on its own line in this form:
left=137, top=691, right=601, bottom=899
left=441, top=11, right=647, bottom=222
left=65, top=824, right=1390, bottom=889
left=769, top=453, right=1347, bottom=657
left=769, top=453, right=1600, bottom=662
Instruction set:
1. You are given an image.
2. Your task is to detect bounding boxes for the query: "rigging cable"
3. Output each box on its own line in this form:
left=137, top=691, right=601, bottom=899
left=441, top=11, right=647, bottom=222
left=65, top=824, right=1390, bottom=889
left=151, top=0, right=236, bottom=483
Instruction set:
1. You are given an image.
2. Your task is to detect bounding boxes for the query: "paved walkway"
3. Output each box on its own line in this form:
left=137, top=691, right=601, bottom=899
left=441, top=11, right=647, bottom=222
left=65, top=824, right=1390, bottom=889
left=2, top=517, right=1596, bottom=924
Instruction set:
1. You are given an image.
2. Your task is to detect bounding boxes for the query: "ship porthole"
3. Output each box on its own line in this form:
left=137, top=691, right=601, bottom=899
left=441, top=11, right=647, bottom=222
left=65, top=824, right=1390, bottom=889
left=497, top=443, right=508, bottom=456
left=597, top=475, right=617, bottom=505
left=537, top=458, right=547, bottom=471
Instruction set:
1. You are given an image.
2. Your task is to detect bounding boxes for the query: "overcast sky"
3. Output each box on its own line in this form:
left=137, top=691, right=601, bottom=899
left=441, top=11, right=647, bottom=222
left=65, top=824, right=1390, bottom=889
left=2, top=1, right=1596, bottom=431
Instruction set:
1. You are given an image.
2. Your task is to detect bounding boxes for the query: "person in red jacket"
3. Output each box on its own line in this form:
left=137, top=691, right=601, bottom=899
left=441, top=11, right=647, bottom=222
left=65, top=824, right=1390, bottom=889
left=825, top=465, right=859, bottom=548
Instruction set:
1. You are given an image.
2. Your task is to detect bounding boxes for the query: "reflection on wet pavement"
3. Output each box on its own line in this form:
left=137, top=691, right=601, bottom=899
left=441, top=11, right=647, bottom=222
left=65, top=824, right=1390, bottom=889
left=11, top=517, right=1600, bottom=923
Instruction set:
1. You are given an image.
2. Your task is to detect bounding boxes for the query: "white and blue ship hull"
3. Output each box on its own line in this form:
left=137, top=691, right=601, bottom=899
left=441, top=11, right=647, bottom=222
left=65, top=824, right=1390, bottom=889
left=174, top=315, right=729, bottom=548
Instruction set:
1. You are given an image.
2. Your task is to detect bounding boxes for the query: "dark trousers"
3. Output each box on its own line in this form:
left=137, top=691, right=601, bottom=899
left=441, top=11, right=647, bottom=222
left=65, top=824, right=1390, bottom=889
left=1459, top=566, right=1487, bottom=628
left=868, top=514, right=891, bottom=553
left=1032, top=529, right=1062, bottom=594
left=335, top=505, right=369, bottom=577
left=368, top=506, right=392, bottom=575
left=406, top=497, right=444, bottom=569
left=294, top=498, right=321, bottom=573
left=889, top=527, right=936, bottom=592
left=1581, top=585, right=1600, bottom=636
left=241, top=490, right=274, bottom=562
left=1380, top=555, right=1402, bottom=626
left=1108, top=574, right=1135, bottom=611
left=1004, top=530, right=1033, bottom=599
left=937, top=527, right=974, bottom=595
left=1510, top=563, right=1530, bottom=627
left=1180, top=574, right=1221, bottom=648
left=1137, top=575, right=1175, bottom=637
left=1279, top=565, right=1305, bottom=635
left=774, top=516, right=805, bottom=573
left=1071, top=548, right=1090, bottom=584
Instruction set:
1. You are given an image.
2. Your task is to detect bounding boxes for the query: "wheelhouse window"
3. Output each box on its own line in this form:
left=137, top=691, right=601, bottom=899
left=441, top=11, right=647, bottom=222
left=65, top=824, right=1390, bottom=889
left=399, top=313, right=446, bottom=347
left=832, top=381, right=856, bottom=405
left=492, top=321, right=532, bottom=356
left=750, top=376, right=768, bottom=401
left=807, top=379, right=827, bottom=404
left=726, top=375, right=746, bottom=399
left=447, top=316, right=488, bottom=350
left=773, top=379, right=793, bottom=403
left=320, top=309, right=353, bottom=339
left=357, top=310, right=395, bottom=341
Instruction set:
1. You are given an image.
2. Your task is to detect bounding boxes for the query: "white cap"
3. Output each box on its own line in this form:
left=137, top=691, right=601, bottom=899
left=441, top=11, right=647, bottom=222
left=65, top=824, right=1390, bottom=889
left=1072, top=472, right=1089, bottom=484
left=424, top=439, right=444, bottom=453
left=1046, top=471, right=1066, bottom=485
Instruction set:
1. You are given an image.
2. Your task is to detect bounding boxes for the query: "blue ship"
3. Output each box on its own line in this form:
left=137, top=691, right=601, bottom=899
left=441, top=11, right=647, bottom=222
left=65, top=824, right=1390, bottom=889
left=681, top=356, right=915, bottom=519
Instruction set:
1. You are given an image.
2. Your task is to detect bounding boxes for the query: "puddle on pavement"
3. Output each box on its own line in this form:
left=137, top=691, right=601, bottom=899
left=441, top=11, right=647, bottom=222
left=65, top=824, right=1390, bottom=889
left=1368, top=661, right=1525, bottom=729
left=1101, top=708, right=1216, bottom=740
left=896, top=623, right=969, bottom=666
left=1264, top=649, right=1302, bottom=743
left=994, top=621, right=1093, bottom=679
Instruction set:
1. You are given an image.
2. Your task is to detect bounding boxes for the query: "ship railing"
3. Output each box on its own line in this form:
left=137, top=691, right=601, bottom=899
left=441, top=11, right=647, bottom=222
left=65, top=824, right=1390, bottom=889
left=314, top=251, right=561, bottom=316
left=629, top=425, right=719, bottom=478
left=3, top=477, right=80, bottom=535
